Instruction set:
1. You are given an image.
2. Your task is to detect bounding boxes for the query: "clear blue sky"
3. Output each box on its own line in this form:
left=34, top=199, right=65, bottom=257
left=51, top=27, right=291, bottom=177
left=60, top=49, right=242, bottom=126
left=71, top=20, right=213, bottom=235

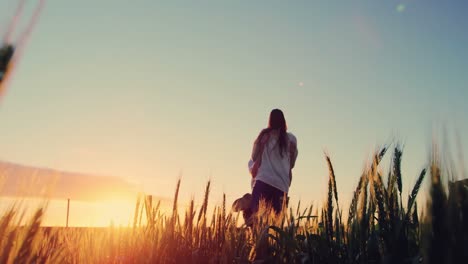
left=1, top=0, right=467, bottom=206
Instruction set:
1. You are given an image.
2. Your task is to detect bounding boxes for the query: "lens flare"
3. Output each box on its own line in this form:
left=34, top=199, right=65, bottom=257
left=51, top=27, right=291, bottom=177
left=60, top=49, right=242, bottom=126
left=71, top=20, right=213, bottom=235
left=397, top=4, right=406, bottom=13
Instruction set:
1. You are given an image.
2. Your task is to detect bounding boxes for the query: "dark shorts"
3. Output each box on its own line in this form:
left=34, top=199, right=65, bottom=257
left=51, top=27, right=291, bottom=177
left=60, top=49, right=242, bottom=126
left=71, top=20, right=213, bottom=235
left=251, top=180, right=286, bottom=214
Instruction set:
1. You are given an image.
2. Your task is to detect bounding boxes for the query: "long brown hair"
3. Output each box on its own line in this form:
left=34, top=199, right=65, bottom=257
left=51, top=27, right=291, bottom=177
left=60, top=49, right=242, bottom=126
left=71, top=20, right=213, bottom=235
left=268, top=109, right=288, bottom=157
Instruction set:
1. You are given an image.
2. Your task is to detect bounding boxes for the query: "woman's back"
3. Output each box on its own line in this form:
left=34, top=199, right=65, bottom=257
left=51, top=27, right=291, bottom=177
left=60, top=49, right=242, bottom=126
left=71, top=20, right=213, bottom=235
left=255, top=130, right=297, bottom=193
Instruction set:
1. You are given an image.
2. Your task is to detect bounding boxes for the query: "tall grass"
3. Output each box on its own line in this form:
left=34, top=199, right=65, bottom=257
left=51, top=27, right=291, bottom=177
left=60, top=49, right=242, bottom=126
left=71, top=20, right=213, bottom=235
left=0, top=144, right=466, bottom=263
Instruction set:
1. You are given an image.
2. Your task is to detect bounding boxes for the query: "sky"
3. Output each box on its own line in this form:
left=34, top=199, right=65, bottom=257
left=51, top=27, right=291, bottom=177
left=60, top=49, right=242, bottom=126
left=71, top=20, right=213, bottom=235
left=0, top=0, right=467, bottom=223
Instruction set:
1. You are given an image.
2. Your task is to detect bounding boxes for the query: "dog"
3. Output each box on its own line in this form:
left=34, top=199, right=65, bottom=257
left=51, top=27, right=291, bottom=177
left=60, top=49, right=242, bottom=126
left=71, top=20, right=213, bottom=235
left=232, top=193, right=253, bottom=226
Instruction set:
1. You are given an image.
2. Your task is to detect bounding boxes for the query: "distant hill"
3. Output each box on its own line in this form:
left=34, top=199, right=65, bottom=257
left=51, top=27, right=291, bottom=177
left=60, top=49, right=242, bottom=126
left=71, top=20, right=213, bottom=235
left=0, top=160, right=139, bottom=201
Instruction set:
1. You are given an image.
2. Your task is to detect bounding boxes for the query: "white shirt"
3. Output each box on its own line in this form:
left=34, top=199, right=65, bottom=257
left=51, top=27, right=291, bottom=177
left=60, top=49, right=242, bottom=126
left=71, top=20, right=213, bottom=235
left=253, top=132, right=297, bottom=193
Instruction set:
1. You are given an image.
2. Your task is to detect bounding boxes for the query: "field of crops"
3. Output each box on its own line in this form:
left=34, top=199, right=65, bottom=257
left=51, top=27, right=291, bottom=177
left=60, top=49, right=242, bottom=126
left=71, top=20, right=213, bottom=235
left=1, top=145, right=467, bottom=264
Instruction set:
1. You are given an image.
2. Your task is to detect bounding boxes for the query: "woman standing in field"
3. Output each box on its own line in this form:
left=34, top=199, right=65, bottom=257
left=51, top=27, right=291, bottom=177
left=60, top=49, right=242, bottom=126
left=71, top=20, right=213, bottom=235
left=250, top=109, right=298, bottom=215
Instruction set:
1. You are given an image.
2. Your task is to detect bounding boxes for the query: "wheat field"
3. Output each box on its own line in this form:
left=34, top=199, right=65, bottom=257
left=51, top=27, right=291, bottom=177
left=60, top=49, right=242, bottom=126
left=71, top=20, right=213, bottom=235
left=0, top=145, right=467, bottom=264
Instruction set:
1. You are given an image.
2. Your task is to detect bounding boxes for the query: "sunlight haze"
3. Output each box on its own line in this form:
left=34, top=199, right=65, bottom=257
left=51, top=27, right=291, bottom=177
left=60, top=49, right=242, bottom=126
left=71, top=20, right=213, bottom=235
left=1, top=0, right=467, bottom=226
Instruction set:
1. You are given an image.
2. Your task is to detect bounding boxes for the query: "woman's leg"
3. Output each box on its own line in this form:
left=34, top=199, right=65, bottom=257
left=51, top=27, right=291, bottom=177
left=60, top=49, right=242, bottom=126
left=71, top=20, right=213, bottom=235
left=271, top=189, right=286, bottom=214
left=250, top=180, right=266, bottom=214
left=251, top=180, right=285, bottom=214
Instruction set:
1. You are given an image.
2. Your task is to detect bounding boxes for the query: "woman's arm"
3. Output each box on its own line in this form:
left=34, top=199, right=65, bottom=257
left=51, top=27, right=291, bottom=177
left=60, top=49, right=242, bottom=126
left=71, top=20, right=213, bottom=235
left=288, top=138, right=297, bottom=186
left=289, top=136, right=298, bottom=169
left=251, top=129, right=270, bottom=161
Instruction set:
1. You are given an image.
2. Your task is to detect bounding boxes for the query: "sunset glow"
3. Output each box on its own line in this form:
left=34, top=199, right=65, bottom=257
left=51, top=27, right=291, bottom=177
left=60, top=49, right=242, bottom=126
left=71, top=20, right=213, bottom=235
left=0, top=0, right=466, bottom=226
left=0, top=196, right=181, bottom=227
left=0, top=1, right=467, bottom=262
